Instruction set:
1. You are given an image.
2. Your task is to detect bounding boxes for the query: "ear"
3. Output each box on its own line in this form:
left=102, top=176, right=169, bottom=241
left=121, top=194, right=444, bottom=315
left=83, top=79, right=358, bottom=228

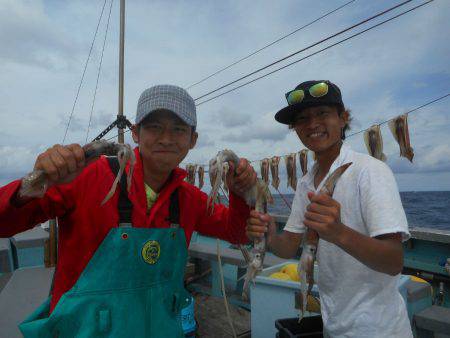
left=190, top=131, right=198, bottom=149
left=131, top=124, right=139, bottom=144
left=340, top=109, right=350, bottom=129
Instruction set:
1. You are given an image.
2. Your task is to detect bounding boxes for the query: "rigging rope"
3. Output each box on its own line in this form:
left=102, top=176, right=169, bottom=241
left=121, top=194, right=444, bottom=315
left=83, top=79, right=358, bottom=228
left=62, top=0, right=108, bottom=144
left=196, top=0, right=433, bottom=106
left=102, top=4, right=438, bottom=145
left=85, top=0, right=114, bottom=144
left=185, top=0, right=357, bottom=90
left=194, top=0, right=415, bottom=103
left=245, top=91, right=449, bottom=162
left=346, top=92, right=450, bottom=138
left=100, top=1, right=432, bottom=143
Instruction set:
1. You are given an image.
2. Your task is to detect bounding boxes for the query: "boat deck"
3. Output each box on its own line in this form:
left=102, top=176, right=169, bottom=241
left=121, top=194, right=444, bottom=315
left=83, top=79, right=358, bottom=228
left=195, top=293, right=250, bottom=337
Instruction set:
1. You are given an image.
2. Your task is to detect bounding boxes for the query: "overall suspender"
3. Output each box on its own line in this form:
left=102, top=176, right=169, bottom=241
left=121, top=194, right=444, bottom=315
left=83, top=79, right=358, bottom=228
left=107, top=157, right=133, bottom=225
left=168, top=189, right=180, bottom=228
left=106, top=157, right=180, bottom=227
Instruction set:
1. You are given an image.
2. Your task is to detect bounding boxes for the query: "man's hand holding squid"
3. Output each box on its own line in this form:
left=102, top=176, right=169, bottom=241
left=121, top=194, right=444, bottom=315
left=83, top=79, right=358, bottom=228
left=226, top=159, right=257, bottom=198
left=304, top=191, right=346, bottom=245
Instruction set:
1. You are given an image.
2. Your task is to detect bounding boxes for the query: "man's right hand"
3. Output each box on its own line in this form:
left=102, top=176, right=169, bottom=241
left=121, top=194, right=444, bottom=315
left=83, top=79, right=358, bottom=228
left=246, top=210, right=277, bottom=245
left=34, top=144, right=86, bottom=187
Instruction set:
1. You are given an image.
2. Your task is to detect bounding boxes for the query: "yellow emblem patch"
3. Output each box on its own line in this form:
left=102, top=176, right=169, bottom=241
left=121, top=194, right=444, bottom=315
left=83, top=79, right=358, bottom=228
left=141, top=240, right=160, bottom=264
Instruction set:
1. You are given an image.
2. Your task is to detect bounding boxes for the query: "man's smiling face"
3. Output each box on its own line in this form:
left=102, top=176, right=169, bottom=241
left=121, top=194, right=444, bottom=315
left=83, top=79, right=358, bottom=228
left=292, top=105, right=346, bottom=154
left=132, top=109, right=198, bottom=175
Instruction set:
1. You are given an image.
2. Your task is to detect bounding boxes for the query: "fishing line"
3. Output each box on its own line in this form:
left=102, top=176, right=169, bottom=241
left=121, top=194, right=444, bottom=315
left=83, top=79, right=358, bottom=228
left=274, top=186, right=292, bottom=211
left=194, top=0, right=416, bottom=103
left=196, top=0, right=433, bottom=106
left=62, top=0, right=108, bottom=144
left=85, top=0, right=115, bottom=144
left=186, top=0, right=357, bottom=90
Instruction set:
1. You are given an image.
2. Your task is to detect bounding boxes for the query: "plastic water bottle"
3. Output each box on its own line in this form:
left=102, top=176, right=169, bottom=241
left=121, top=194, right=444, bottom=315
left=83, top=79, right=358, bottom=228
left=181, top=295, right=197, bottom=337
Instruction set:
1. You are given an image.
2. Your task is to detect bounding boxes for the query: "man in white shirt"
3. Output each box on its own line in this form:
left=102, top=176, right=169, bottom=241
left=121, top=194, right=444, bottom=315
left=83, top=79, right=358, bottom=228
left=246, top=80, right=412, bottom=337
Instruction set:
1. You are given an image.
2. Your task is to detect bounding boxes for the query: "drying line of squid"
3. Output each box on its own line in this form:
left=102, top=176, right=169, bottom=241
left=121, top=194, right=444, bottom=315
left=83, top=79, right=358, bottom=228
left=185, top=114, right=414, bottom=191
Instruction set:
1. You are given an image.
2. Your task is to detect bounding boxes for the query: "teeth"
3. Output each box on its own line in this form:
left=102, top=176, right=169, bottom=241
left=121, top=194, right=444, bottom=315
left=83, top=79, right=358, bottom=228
left=310, top=132, right=325, bottom=138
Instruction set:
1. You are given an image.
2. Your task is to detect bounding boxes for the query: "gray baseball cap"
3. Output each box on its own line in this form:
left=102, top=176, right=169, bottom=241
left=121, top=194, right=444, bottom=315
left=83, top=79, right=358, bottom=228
left=135, top=84, right=197, bottom=127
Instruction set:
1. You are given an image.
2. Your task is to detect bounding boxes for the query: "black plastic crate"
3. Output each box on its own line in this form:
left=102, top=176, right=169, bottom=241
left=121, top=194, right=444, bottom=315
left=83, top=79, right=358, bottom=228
left=275, top=316, right=323, bottom=338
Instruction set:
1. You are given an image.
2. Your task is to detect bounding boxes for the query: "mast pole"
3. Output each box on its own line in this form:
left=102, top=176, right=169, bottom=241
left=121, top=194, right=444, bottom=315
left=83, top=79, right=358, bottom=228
left=118, top=0, right=125, bottom=144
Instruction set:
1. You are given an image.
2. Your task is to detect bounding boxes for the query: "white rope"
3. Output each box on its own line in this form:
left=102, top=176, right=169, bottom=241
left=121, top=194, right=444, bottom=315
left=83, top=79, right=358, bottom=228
left=216, top=239, right=238, bottom=338
left=214, top=186, right=238, bottom=337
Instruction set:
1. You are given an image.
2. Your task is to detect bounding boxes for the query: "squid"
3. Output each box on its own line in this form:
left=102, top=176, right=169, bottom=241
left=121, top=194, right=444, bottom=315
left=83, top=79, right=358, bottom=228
left=19, top=140, right=136, bottom=205
left=388, top=114, right=414, bottom=162
left=299, top=149, right=309, bottom=176
left=185, top=164, right=197, bottom=185
left=270, top=156, right=281, bottom=190
left=197, top=166, right=205, bottom=190
left=364, top=124, right=386, bottom=161
left=285, top=153, right=297, bottom=190
left=208, top=150, right=272, bottom=300
left=260, top=158, right=270, bottom=184
left=297, top=162, right=352, bottom=321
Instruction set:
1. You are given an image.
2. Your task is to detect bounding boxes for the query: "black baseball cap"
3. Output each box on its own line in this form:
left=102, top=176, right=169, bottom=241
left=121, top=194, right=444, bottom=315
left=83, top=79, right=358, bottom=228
left=275, top=80, right=344, bottom=125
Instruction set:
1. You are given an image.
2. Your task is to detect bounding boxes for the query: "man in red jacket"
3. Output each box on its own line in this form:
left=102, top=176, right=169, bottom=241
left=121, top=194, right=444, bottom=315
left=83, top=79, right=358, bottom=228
left=0, top=84, right=256, bottom=337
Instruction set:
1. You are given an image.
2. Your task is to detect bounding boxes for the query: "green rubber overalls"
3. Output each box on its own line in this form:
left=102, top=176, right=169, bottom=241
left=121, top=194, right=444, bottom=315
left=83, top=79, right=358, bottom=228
left=19, top=158, right=190, bottom=338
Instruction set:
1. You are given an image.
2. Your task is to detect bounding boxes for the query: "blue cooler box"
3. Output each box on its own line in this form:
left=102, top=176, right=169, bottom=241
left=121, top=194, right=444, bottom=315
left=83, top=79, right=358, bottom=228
left=251, top=261, right=414, bottom=338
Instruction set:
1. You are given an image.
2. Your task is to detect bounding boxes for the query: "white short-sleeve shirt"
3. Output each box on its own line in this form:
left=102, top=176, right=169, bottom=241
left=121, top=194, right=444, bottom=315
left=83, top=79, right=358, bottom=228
left=285, top=144, right=412, bottom=338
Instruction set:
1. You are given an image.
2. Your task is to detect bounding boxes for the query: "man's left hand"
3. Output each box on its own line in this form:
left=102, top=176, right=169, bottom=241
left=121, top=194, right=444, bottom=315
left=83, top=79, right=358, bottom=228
left=226, top=158, right=257, bottom=199
left=304, top=191, right=346, bottom=244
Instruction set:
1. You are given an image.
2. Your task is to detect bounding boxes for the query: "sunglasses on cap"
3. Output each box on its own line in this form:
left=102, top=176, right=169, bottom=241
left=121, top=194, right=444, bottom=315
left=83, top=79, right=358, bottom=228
left=285, top=81, right=330, bottom=106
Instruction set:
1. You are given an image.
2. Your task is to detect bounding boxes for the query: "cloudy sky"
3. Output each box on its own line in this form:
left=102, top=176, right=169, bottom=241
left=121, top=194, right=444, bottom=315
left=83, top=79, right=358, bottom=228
left=0, top=0, right=449, bottom=192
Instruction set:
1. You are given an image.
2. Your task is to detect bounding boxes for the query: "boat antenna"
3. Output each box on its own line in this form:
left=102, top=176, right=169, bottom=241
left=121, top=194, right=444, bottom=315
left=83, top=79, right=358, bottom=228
left=118, top=0, right=125, bottom=144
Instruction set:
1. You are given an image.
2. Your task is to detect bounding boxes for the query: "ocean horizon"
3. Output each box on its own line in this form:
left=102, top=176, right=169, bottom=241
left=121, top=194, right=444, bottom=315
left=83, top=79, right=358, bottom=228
left=267, top=191, right=450, bottom=231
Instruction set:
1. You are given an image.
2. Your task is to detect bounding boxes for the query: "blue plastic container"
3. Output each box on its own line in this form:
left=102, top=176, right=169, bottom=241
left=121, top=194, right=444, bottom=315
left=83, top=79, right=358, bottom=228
left=251, top=261, right=319, bottom=338
left=10, top=227, right=48, bottom=269
left=251, top=261, right=412, bottom=338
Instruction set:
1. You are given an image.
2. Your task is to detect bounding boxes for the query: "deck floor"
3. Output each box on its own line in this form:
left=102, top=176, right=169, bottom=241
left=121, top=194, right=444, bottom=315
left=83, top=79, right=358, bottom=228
left=194, top=293, right=251, bottom=337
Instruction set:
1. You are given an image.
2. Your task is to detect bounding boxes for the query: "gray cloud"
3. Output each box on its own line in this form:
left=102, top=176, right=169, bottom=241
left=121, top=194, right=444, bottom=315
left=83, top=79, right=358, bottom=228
left=0, top=0, right=80, bottom=70
left=88, top=111, right=117, bottom=130
left=388, top=144, right=450, bottom=174
left=57, top=110, right=117, bottom=140
left=195, top=134, right=215, bottom=149
left=220, top=109, right=288, bottom=142
left=58, top=115, right=85, bottom=133
left=208, top=107, right=251, bottom=128
left=222, top=123, right=288, bottom=143
left=1, top=0, right=450, bottom=192
left=0, top=145, right=38, bottom=181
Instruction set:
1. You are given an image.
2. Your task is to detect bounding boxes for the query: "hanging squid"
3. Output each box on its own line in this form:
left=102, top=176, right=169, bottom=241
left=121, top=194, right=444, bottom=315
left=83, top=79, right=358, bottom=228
left=299, top=149, right=309, bottom=176
left=364, top=124, right=386, bottom=161
left=270, top=156, right=281, bottom=190
left=185, top=164, right=197, bottom=185
left=388, top=114, right=414, bottom=162
left=260, top=158, right=270, bottom=184
left=285, top=153, right=297, bottom=190
left=197, top=165, right=205, bottom=190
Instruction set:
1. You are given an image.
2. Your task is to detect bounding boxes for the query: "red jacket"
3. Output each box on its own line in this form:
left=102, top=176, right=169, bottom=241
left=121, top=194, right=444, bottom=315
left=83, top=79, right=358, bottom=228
left=0, top=148, right=250, bottom=311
